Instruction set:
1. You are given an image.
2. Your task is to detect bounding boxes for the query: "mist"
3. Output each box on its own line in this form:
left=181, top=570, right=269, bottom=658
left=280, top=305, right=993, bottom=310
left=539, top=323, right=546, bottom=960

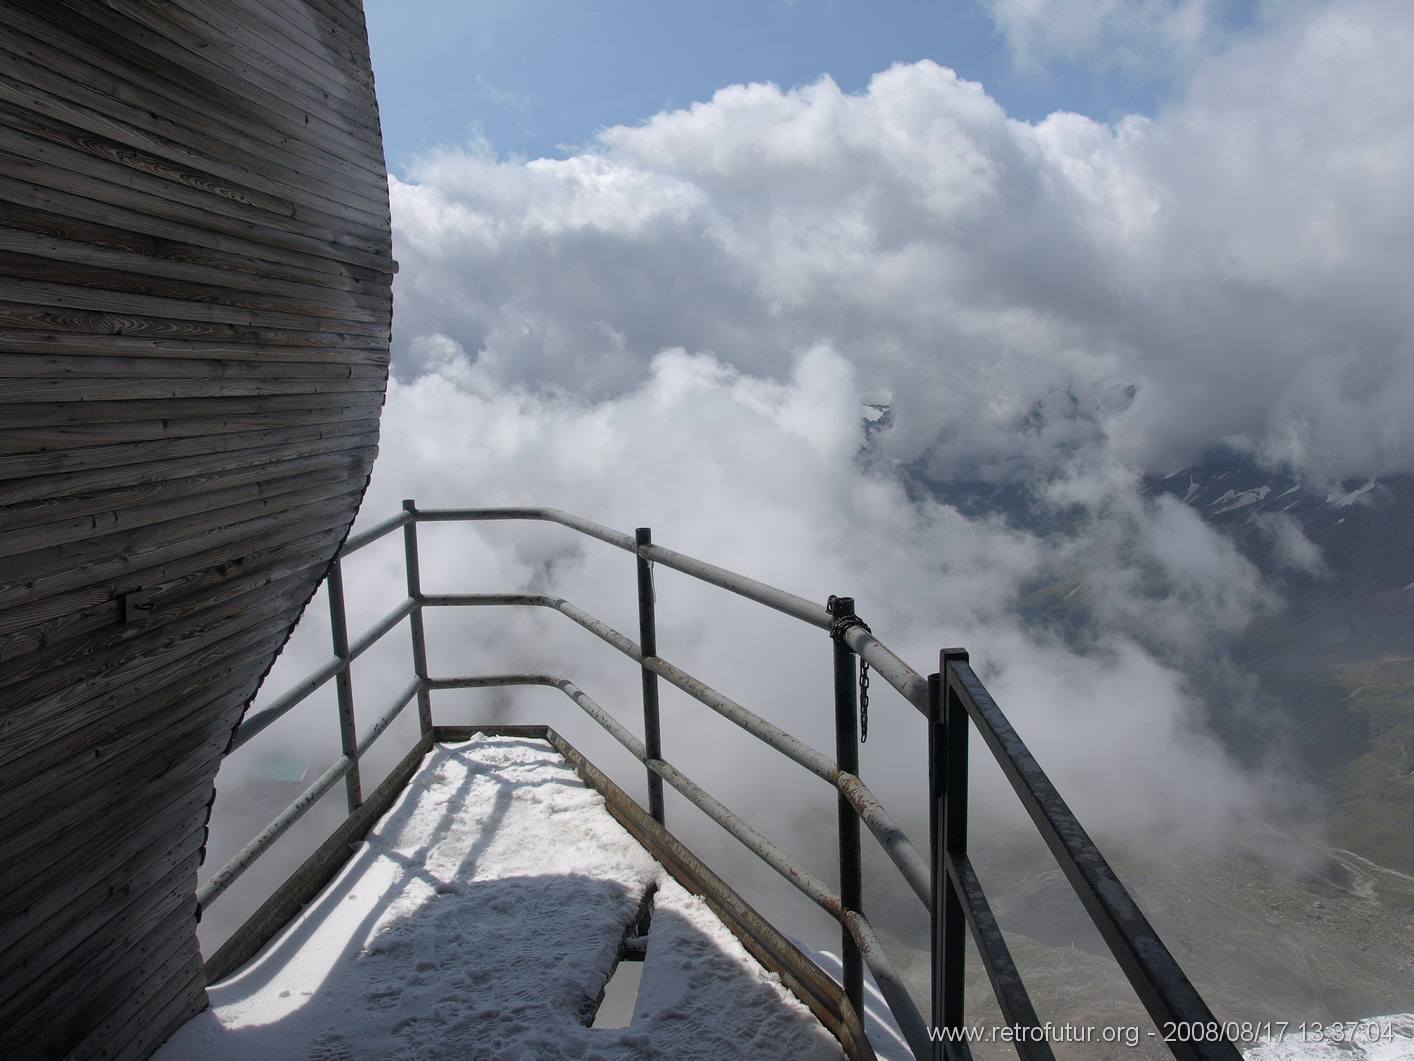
left=369, top=0, right=1414, bottom=830
left=203, top=0, right=1414, bottom=1020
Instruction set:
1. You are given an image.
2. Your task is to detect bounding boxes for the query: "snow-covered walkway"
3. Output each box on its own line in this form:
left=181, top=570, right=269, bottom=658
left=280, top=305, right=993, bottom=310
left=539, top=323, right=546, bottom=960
left=154, top=735, right=843, bottom=1061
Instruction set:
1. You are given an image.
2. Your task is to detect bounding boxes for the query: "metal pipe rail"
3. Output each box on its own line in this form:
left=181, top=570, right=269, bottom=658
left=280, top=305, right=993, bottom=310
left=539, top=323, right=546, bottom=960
left=200, top=677, right=421, bottom=910
left=208, top=502, right=1240, bottom=1061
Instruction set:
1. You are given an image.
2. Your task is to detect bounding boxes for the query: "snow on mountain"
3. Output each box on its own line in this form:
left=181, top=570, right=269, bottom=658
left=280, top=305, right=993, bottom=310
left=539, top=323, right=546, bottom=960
left=1329, top=479, right=1379, bottom=508
left=1211, top=485, right=1272, bottom=514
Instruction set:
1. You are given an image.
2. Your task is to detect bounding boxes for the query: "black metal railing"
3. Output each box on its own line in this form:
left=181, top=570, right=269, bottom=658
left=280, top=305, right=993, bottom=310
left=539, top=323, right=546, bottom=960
left=199, top=503, right=1241, bottom=1061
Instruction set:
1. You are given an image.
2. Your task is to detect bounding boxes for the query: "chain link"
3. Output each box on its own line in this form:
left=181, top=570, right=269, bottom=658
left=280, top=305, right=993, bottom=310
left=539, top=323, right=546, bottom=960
left=859, top=659, right=870, bottom=743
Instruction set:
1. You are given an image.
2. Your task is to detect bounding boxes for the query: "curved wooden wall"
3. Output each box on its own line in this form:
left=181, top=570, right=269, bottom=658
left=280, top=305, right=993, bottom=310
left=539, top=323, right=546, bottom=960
left=0, top=2, right=394, bottom=1057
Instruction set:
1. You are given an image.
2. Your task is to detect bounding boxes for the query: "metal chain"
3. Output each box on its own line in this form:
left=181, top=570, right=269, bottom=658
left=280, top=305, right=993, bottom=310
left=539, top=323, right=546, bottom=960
left=859, top=659, right=870, bottom=743
left=827, top=595, right=873, bottom=746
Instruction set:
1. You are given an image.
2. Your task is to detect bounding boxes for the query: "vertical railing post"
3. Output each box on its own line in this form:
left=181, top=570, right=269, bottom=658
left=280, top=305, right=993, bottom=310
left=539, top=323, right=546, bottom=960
left=327, top=557, right=362, bottom=813
left=403, top=499, right=433, bottom=735
left=828, top=594, right=865, bottom=1021
left=928, top=670, right=943, bottom=1059
left=931, top=649, right=971, bottom=1057
left=635, top=527, right=665, bottom=825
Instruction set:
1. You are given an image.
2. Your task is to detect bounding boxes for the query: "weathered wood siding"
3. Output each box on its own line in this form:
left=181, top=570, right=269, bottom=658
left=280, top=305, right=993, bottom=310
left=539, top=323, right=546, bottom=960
left=0, top=1, right=393, bottom=1057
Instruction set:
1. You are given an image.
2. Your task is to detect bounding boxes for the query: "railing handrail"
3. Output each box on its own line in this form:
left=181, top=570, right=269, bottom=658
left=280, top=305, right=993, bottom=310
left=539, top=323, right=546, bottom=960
left=206, top=503, right=1239, bottom=1061
left=348, top=505, right=937, bottom=715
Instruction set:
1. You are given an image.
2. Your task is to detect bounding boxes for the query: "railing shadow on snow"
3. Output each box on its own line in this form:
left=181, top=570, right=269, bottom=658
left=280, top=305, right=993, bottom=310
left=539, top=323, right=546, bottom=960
left=198, top=502, right=1241, bottom=1061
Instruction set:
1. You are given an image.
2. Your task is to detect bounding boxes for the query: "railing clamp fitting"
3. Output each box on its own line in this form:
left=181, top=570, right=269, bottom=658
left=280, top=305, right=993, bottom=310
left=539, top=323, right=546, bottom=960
left=826, top=596, right=871, bottom=643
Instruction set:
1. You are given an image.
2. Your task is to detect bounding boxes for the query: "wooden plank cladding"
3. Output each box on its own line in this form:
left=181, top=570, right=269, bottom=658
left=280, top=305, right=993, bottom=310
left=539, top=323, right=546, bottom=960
left=0, top=1, right=393, bottom=1058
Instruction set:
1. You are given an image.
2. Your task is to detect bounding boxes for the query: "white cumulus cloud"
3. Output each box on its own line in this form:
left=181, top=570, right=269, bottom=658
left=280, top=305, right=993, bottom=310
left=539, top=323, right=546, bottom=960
left=346, top=0, right=1414, bottom=864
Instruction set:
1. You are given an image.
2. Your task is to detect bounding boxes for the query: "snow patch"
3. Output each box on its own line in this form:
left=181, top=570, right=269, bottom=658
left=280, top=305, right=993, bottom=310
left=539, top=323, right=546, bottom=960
left=1328, top=478, right=1377, bottom=507
left=1243, top=1014, right=1414, bottom=1061
left=154, top=737, right=841, bottom=1060
left=1210, top=485, right=1271, bottom=514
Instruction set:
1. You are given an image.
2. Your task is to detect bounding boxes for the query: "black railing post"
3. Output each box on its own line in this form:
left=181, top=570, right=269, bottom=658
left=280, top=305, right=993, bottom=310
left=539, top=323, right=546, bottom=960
left=928, top=669, right=945, bottom=1060
left=828, top=594, right=865, bottom=1021
left=636, top=527, right=665, bottom=825
left=932, top=649, right=971, bottom=1057
left=326, top=558, right=362, bottom=812
left=403, top=499, right=433, bottom=735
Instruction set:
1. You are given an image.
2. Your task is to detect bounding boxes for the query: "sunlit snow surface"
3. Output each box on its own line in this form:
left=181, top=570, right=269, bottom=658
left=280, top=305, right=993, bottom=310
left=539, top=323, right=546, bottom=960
left=154, top=736, right=841, bottom=1060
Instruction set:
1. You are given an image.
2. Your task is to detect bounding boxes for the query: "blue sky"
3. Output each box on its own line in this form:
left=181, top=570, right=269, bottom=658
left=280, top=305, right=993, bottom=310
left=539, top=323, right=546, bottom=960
left=364, top=0, right=1182, bottom=175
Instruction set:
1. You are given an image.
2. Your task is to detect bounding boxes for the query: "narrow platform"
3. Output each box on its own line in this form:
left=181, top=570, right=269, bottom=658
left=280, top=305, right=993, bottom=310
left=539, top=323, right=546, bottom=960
left=153, top=736, right=843, bottom=1060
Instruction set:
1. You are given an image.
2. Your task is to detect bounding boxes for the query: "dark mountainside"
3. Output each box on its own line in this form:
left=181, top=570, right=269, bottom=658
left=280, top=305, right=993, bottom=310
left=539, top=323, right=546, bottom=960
left=1149, top=459, right=1414, bottom=877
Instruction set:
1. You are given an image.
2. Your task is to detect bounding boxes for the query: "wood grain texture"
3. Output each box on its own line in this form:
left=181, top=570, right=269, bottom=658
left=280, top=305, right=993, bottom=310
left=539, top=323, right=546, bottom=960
left=0, top=2, right=394, bottom=1059
left=68, top=940, right=207, bottom=1061
left=0, top=1, right=387, bottom=188
left=0, top=38, right=388, bottom=219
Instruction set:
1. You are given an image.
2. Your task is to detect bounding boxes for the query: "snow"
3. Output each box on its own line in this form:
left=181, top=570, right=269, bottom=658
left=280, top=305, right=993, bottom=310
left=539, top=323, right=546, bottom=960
left=793, top=945, right=913, bottom=1061
left=154, top=736, right=842, bottom=1061
left=1210, top=486, right=1271, bottom=514
left=1244, top=1015, right=1414, bottom=1061
left=1328, top=478, right=1377, bottom=507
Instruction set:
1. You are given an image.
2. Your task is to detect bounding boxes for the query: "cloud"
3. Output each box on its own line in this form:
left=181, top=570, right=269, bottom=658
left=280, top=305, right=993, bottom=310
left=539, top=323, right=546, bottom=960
left=343, top=340, right=1275, bottom=864
left=390, top=2, right=1414, bottom=486
left=220, top=0, right=1414, bottom=902
left=978, top=0, right=1224, bottom=76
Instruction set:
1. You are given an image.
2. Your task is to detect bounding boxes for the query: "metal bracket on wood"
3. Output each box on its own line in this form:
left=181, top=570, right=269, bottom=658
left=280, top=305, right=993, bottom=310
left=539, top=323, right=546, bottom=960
left=120, top=590, right=153, bottom=623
